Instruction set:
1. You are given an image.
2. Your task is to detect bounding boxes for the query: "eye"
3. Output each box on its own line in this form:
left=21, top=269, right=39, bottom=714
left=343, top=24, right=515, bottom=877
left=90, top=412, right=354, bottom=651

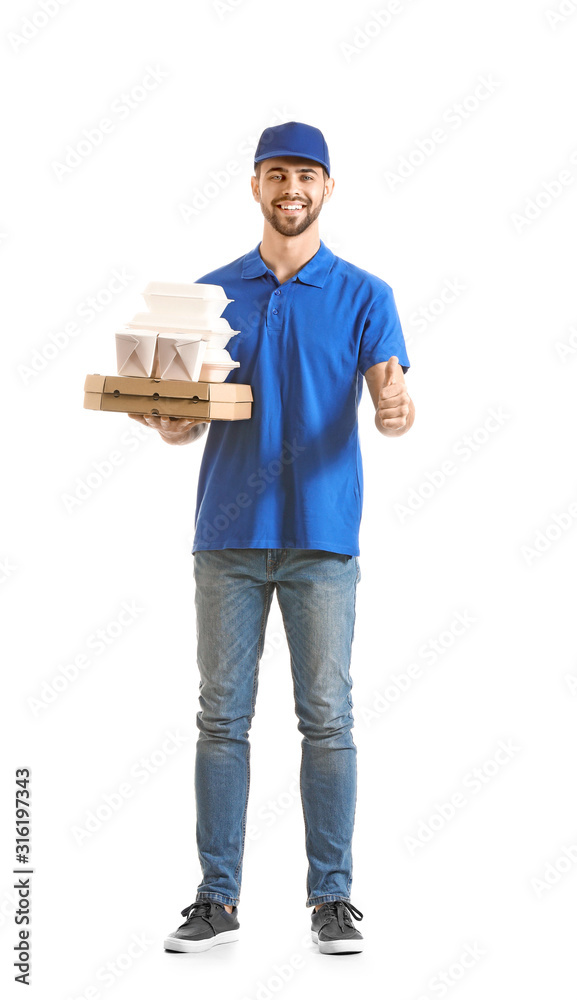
left=302, top=175, right=314, bottom=181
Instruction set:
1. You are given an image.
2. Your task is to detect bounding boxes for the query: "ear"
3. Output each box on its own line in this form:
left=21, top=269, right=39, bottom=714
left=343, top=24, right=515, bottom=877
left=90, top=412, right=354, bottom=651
left=250, top=175, right=260, bottom=202
left=323, top=176, right=335, bottom=202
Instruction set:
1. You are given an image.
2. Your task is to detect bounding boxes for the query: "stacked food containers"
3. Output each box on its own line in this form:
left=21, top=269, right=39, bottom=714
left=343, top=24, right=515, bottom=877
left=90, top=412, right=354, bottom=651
left=83, top=281, right=253, bottom=422
left=116, top=282, right=241, bottom=382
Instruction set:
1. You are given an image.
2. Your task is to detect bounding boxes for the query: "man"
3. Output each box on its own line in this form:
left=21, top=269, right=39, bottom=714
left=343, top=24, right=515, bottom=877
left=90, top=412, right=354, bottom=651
left=130, top=121, right=415, bottom=955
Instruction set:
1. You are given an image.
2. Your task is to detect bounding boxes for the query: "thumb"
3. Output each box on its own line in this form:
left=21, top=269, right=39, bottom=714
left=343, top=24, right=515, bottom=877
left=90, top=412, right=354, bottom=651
left=384, top=355, right=399, bottom=386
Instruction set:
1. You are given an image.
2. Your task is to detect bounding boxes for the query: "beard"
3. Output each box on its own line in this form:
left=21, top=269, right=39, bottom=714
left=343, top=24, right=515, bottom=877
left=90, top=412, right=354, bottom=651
left=259, top=197, right=324, bottom=237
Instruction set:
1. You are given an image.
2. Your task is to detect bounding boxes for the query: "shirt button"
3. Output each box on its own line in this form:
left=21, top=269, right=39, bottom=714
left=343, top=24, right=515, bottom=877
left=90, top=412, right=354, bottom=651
left=272, top=308, right=279, bottom=315
left=274, top=289, right=281, bottom=296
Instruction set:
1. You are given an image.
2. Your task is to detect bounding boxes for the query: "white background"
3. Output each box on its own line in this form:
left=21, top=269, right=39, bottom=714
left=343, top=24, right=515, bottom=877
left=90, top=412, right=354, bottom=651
left=2, top=0, right=577, bottom=996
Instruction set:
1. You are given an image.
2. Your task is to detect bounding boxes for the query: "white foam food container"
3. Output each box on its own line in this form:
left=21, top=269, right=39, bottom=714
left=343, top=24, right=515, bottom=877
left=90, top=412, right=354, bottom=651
left=143, top=281, right=229, bottom=301
left=127, top=314, right=239, bottom=348
left=142, top=282, right=232, bottom=326
left=198, top=360, right=240, bottom=383
left=202, top=347, right=235, bottom=365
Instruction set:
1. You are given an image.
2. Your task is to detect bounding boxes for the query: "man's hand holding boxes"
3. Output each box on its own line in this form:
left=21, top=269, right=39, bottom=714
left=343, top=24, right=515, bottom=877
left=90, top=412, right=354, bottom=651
left=83, top=282, right=253, bottom=422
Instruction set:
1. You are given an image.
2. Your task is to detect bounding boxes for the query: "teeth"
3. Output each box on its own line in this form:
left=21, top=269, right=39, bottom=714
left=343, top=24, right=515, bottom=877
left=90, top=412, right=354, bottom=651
left=279, top=204, right=303, bottom=210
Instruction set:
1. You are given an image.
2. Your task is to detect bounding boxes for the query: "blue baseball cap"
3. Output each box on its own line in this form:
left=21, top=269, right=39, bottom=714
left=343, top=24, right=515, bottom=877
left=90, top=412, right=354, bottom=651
left=254, top=121, right=330, bottom=177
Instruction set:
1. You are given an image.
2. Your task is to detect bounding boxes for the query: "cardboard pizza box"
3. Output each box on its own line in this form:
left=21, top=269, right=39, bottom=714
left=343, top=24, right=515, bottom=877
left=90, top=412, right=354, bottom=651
left=84, top=374, right=253, bottom=421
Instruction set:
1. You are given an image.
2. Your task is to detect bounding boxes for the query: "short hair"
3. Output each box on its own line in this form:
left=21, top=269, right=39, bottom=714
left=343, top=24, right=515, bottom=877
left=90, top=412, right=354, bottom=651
left=254, top=161, right=328, bottom=183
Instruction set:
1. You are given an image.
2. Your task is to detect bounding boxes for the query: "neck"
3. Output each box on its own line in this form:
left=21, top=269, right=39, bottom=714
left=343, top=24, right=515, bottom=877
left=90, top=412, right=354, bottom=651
left=258, top=223, right=321, bottom=284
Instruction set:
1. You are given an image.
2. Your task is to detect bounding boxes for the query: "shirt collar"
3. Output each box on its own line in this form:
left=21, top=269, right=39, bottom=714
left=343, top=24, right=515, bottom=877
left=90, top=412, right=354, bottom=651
left=241, top=239, right=335, bottom=288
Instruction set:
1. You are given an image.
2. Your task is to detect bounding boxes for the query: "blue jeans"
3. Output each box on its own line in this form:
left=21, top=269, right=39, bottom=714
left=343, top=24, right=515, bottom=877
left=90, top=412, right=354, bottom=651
left=192, top=547, right=361, bottom=908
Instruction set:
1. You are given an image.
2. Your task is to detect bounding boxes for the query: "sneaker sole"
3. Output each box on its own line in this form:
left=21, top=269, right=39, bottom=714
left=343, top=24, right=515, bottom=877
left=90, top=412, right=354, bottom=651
left=164, top=930, right=239, bottom=953
left=311, top=930, right=363, bottom=954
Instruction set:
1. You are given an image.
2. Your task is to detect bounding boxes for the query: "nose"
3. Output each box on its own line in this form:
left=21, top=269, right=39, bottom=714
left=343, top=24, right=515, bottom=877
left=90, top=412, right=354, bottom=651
left=280, top=179, right=305, bottom=200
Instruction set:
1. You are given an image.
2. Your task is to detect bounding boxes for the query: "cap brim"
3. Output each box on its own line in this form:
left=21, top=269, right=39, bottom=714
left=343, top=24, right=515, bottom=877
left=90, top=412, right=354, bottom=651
left=253, top=148, right=329, bottom=174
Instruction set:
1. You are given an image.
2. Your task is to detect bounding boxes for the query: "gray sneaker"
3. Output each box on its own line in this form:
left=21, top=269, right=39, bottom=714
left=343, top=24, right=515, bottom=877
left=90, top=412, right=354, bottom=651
left=164, top=899, right=240, bottom=953
left=311, top=900, right=364, bottom=954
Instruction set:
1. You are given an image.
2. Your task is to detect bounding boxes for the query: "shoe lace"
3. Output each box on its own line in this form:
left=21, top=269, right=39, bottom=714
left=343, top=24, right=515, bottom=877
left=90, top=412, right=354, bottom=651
left=180, top=900, right=216, bottom=924
left=320, top=900, right=364, bottom=932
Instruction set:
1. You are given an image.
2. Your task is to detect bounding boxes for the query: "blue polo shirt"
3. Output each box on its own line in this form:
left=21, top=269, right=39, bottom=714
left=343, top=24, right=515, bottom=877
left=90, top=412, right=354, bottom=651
left=192, top=239, right=410, bottom=557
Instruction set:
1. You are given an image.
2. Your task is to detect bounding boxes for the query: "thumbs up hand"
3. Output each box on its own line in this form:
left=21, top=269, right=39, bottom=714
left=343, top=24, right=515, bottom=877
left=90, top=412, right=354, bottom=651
left=384, top=356, right=398, bottom=386
left=377, top=356, right=411, bottom=432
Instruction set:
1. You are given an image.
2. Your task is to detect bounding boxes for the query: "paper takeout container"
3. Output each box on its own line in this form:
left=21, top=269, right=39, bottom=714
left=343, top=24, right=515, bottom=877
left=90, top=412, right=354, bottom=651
left=156, top=336, right=207, bottom=381
left=115, top=330, right=207, bottom=381
left=116, top=329, right=158, bottom=377
left=84, top=374, right=252, bottom=422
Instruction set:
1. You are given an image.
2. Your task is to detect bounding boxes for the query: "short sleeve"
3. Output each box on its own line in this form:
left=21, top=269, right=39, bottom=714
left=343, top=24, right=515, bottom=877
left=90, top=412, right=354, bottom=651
left=357, top=286, right=410, bottom=376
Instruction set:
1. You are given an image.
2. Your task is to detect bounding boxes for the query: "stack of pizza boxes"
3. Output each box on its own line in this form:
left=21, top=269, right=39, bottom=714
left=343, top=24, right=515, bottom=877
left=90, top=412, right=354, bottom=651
left=84, top=282, right=252, bottom=422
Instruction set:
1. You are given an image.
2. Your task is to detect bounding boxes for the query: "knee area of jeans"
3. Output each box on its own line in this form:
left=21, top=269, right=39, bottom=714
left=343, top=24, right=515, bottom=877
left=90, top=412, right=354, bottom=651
left=301, top=730, right=356, bottom=751
left=197, top=719, right=252, bottom=742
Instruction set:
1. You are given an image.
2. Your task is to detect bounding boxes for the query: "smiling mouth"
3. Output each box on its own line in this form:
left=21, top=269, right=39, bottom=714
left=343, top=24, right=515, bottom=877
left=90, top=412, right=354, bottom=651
left=276, top=202, right=306, bottom=213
